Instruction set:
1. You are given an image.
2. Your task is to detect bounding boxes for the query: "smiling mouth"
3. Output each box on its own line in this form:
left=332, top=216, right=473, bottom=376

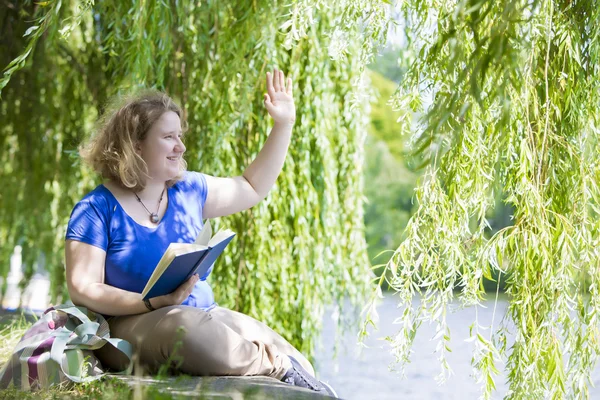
left=167, top=157, right=179, bottom=161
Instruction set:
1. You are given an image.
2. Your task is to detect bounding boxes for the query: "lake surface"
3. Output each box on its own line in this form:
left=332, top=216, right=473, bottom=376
left=314, top=295, right=600, bottom=400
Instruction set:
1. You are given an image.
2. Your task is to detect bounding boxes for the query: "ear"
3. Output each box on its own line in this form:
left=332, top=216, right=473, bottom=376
left=134, top=141, right=142, bottom=156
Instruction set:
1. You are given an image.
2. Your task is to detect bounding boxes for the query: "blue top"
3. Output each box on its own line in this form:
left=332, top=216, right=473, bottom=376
left=65, top=171, right=216, bottom=311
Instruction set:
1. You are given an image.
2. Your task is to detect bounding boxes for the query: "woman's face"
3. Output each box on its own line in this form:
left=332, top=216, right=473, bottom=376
left=137, top=111, right=186, bottom=182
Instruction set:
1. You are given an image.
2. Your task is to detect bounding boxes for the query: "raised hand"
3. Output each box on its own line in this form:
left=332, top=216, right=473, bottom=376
left=264, top=68, right=296, bottom=126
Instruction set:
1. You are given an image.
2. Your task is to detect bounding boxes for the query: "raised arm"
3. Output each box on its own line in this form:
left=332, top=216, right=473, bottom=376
left=65, top=240, right=198, bottom=315
left=203, top=68, right=295, bottom=219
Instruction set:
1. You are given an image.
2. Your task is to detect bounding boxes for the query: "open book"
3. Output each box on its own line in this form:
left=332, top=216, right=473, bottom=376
left=141, top=220, right=235, bottom=300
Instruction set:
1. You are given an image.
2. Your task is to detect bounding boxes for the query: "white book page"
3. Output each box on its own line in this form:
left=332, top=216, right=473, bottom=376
left=208, top=229, right=235, bottom=247
left=195, top=220, right=212, bottom=246
left=196, top=220, right=234, bottom=247
left=171, top=243, right=208, bottom=256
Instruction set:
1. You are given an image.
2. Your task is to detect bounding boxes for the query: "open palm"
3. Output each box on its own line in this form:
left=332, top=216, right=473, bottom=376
left=264, top=68, right=296, bottom=125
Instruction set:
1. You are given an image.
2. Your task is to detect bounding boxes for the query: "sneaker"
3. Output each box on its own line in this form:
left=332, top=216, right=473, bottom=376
left=281, top=356, right=338, bottom=397
left=320, top=380, right=339, bottom=398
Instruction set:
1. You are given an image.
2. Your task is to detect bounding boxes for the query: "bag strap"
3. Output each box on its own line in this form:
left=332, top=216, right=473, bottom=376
left=50, top=328, right=133, bottom=382
left=101, top=337, right=134, bottom=375
left=47, top=307, right=133, bottom=383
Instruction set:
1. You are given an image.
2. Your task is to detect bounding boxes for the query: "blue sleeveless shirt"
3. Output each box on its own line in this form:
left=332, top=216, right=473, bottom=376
left=65, top=171, right=216, bottom=310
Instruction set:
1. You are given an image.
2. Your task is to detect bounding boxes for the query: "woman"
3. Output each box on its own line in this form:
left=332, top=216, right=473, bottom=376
left=65, top=69, right=336, bottom=396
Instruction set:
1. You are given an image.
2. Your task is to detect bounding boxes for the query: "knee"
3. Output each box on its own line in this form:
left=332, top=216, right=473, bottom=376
left=152, top=308, right=235, bottom=375
left=155, top=307, right=210, bottom=338
left=151, top=307, right=210, bottom=357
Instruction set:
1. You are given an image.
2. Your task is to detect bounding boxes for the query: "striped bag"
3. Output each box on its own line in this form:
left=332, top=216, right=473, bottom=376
left=0, top=303, right=132, bottom=390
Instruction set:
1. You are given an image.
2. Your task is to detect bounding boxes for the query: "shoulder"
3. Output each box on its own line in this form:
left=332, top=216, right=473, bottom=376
left=172, top=171, right=209, bottom=207
left=173, top=171, right=208, bottom=192
left=70, top=185, right=115, bottom=219
left=66, top=185, right=115, bottom=249
left=82, top=185, right=114, bottom=207
left=180, top=171, right=207, bottom=185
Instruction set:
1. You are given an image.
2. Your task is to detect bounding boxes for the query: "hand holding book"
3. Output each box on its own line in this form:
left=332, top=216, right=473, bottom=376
left=149, top=273, right=200, bottom=309
left=142, top=220, right=235, bottom=303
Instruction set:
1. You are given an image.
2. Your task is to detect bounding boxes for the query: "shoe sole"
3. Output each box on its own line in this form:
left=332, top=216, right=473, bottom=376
left=320, top=381, right=338, bottom=398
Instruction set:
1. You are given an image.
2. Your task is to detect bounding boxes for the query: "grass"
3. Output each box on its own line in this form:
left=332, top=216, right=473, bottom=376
left=0, top=379, right=133, bottom=400
left=0, top=313, right=34, bottom=364
left=0, top=377, right=225, bottom=400
left=0, top=313, right=128, bottom=399
left=0, top=313, right=182, bottom=400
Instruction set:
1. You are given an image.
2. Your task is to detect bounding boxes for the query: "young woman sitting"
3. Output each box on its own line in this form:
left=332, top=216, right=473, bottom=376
left=64, top=69, right=336, bottom=397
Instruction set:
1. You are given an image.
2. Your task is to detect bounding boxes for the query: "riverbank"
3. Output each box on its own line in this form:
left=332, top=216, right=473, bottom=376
left=315, top=294, right=600, bottom=399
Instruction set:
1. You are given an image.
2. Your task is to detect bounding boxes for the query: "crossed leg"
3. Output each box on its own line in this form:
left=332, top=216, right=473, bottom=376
left=96, top=305, right=309, bottom=380
left=209, top=306, right=316, bottom=376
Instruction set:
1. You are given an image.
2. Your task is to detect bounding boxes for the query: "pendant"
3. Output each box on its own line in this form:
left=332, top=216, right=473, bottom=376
left=150, top=213, right=159, bottom=223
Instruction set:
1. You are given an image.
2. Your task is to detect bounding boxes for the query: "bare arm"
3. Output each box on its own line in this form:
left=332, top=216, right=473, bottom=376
left=203, top=68, right=295, bottom=219
left=65, top=240, right=197, bottom=315
left=203, top=122, right=293, bottom=218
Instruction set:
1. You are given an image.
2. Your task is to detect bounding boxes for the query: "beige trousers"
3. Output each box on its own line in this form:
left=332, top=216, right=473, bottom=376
left=94, top=305, right=314, bottom=380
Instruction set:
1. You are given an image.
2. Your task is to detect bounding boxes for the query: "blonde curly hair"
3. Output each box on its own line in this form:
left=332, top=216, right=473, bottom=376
left=80, top=89, right=188, bottom=191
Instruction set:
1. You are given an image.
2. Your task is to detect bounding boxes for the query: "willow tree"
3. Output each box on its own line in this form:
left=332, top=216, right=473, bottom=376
left=342, top=0, right=600, bottom=399
left=0, top=0, right=387, bottom=358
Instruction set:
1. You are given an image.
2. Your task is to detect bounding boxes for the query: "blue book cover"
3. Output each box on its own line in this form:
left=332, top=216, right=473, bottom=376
left=141, top=221, right=235, bottom=300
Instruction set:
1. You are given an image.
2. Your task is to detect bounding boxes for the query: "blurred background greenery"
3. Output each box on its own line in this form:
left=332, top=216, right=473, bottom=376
left=364, top=47, right=512, bottom=292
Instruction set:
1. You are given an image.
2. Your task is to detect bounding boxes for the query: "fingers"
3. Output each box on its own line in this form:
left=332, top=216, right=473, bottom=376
left=266, top=68, right=293, bottom=110
left=161, top=274, right=199, bottom=307
left=181, top=274, right=198, bottom=299
left=268, top=68, right=292, bottom=92
left=273, top=68, right=280, bottom=91
left=264, top=93, right=273, bottom=109
left=188, top=274, right=199, bottom=289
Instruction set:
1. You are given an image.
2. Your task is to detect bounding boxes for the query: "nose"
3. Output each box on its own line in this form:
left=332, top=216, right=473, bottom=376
left=175, top=136, right=186, bottom=153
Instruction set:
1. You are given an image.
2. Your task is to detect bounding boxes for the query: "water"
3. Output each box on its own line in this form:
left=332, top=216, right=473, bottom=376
left=314, top=295, right=600, bottom=400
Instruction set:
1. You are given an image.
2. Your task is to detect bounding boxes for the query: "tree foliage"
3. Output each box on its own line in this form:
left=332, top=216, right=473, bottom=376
left=356, top=0, right=600, bottom=398
left=0, top=0, right=385, bottom=358
left=363, top=70, right=418, bottom=280
left=6, top=0, right=596, bottom=397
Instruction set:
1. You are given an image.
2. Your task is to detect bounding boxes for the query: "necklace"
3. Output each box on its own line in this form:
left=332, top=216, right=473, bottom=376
left=133, top=186, right=166, bottom=223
